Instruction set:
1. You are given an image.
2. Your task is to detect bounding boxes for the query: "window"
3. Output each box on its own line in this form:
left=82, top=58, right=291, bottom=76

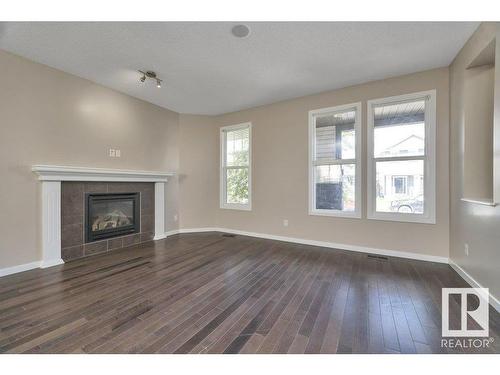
left=220, top=123, right=251, bottom=210
left=309, top=103, right=362, bottom=218
left=392, top=176, right=408, bottom=195
left=367, top=90, right=436, bottom=223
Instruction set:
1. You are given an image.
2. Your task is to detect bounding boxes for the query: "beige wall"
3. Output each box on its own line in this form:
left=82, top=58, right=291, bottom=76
left=178, top=114, right=218, bottom=228
left=0, top=50, right=179, bottom=269
left=463, top=64, right=494, bottom=201
left=202, top=68, right=451, bottom=259
left=449, top=23, right=500, bottom=300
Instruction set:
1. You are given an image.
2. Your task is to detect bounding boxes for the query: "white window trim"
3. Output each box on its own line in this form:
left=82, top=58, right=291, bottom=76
left=367, top=90, right=436, bottom=224
left=308, top=102, right=362, bottom=218
left=220, top=122, right=252, bottom=211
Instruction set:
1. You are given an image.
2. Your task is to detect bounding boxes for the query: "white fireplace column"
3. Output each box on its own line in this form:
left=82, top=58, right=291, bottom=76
left=40, top=181, right=64, bottom=268
left=153, top=182, right=166, bottom=240
left=32, top=165, right=175, bottom=269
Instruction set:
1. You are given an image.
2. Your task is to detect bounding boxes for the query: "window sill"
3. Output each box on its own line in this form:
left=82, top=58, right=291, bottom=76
left=461, top=198, right=497, bottom=207
left=220, top=204, right=252, bottom=211
left=309, top=209, right=361, bottom=219
left=367, top=212, right=436, bottom=224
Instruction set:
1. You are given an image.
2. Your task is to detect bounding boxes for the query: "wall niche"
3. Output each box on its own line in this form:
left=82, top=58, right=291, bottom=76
left=462, top=36, right=499, bottom=206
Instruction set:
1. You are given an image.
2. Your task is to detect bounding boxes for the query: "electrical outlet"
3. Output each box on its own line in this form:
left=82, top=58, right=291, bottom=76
left=464, top=243, right=469, bottom=256
left=283, top=219, right=289, bottom=227
left=109, top=148, right=121, bottom=157
left=174, top=214, right=178, bottom=222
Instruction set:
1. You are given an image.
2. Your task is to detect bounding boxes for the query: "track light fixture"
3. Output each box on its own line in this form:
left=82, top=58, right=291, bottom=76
left=138, top=70, right=162, bottom=88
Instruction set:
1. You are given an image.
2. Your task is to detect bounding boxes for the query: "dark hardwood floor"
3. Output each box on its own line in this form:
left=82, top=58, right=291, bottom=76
left=0, top=232, right=498, bottom=354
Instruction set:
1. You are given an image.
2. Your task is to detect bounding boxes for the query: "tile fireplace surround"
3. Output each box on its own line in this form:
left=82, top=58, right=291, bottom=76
left=32, top=165, right=174, bottom=268
left=61, top=182, right=154, bottom=261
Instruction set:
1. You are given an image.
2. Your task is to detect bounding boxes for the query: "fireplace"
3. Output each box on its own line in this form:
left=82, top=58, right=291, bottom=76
left=86, top=192, right=140, bottom=242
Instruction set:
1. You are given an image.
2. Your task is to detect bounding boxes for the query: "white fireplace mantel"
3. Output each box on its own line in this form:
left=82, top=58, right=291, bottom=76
left=32, top=165, right=174, bottom=182
left=32, top=165, right=175, bottom=268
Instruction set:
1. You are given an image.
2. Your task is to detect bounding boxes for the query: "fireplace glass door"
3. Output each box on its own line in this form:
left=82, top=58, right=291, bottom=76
left=86, top=193, right=140, bottom=242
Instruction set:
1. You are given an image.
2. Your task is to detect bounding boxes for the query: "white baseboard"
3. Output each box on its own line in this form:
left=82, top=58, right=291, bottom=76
left=153, top=233, right=167, bottom=240
left=178, top=228, right=218, bottom=234
left=173, top=227, right=449, bottom=264
left=449, top=260, right=500, bottom=313
left=0, top=261, right=41, bottom=277
left=40, top=258, right=64, bottom=269
left=0, top=257, right=64, bottom=277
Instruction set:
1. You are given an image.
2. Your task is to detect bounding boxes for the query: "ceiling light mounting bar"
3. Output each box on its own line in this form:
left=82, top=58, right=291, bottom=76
left=138, top=70, right=162, bottom=88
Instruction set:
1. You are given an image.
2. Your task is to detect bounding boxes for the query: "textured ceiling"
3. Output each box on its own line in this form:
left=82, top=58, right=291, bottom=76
left=0, top=22, right=478, bottom=115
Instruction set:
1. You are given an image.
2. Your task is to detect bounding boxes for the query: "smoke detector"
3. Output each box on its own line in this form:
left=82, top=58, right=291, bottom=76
left=231, top=24, right=250, bottom=38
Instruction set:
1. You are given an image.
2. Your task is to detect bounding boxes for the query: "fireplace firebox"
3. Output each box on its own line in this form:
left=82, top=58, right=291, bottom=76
left=86, top=192, right=140, bottom=242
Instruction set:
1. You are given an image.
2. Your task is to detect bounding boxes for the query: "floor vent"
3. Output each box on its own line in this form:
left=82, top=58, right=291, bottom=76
left=222, top=233, right=236, bottom=238
left=367, top=254, right=389, bottom=261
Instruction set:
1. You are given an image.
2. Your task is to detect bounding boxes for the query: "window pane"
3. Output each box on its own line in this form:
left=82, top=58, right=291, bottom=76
left=393, top=176, right=407, bottom=195
left=374, top=99, right=425, bottom=157
left=225, top=127, right=249, bottom=166
left=315, top=109, right=356, bottom=161
left=375, top=160, right=424, bottom=214
left=315, top=164, right=355, bottom=211
left=226, top=167, right=249, bottom=204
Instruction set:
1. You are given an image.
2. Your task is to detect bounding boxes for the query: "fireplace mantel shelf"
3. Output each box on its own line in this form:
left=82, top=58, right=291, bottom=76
left=32, top=165, right=173, bottom=269
left=32, top=165, right=175, bottom=182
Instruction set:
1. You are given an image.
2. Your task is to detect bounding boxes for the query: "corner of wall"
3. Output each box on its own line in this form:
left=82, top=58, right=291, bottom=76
left=178, top=114, right=219, bottom=229
left=448, top=22, right=500, bottom=302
